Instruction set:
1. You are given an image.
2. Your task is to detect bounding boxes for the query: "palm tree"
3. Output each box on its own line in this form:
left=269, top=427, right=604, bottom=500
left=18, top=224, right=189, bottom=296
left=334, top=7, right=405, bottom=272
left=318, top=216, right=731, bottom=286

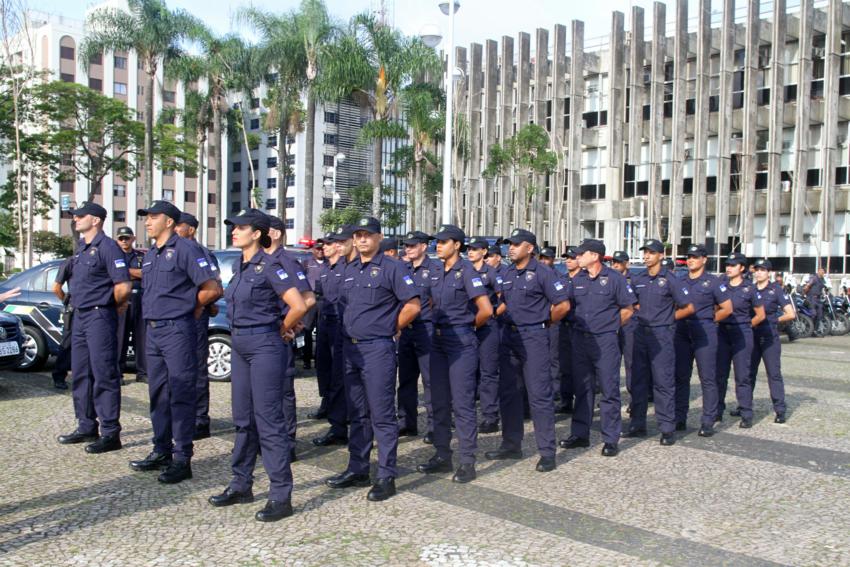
left=399, top=82, right=443, bottom=229
left=80, top=0, right=203, bottom=209
left=319, top=12, right=440, bottom=217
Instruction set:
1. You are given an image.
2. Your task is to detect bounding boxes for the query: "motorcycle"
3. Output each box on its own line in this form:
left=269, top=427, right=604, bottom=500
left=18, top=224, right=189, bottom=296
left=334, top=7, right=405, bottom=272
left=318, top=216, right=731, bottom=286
left=788, top=292, right=816, bottom=338
left=822, top=291, right=850, bottom=336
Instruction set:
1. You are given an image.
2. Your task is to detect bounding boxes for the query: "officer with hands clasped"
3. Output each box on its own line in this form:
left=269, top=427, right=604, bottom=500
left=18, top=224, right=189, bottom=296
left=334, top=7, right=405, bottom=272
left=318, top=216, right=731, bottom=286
left=115, top=225, right=147, bottom=383
left=487, top=229, right=570, bottom=473
left=208, top=208, right=307, bottom=522
left=622, top=239, right=694, bottom=446
left=130, top=200, right=220, bottom=484
left=610, top=251, right=636, bottom=398
left=57, top=201, right=132, bottom=453
left=416, top=226, right=492, bottom=483
left=325, top=217, right=421, bottom=502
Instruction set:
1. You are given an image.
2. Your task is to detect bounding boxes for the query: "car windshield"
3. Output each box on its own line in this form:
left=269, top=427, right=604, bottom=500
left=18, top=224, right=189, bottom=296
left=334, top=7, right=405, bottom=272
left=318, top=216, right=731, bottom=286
left=213, top=248, right=311, bottom=289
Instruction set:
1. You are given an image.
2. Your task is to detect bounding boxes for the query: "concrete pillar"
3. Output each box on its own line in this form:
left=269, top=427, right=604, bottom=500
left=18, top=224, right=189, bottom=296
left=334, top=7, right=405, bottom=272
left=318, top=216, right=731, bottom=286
left=791, top=0, right=813, bottom=243
left=515, top=32, right=532, bottom=227
left=669, top=0, right=688, bottom=249
left=532, top=28, right=549, bottom=238
left=715, top=0, right=735, bottom=249
left=606, top=12, right=626, bottom=250
left=820, top=0, right=841, bottom=245
left=627, top=6, right=645, bottom=166
left=740, top=0, right=759, bottom=248
left=497, top=36, right=514, bottom=235
left=481, top=39, right=498, bottom=235
left=454, top=46, right=468, bottom=230
left=647, top=2, right=666, bottom=240
left=767, top=0, right=786, bottom=245
left=693, top=0, right=711, bottom=243
left=566, top=20, right=585, bottom=245
left=466, top=43, right=483, bottom=234
left=550, top=24, right=568, bottom=248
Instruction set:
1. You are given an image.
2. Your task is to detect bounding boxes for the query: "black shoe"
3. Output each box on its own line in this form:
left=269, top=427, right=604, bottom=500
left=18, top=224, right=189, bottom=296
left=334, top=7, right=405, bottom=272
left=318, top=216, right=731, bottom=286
left=255, top=499, right=293, bottom=522
left=478, top=421, right=499, bottom=434
left=307, top=408, right=328, bottom=420
left=423, top=432, right=434, bottom=445
left=714, top=413, right=723, bottom=423
left=325, top=470, right=371, bottom=489
left=484, top=448, right=523, bottom=460
left=730, top=408, right=742, bottom=417
left=57, top=429, right=98, bottom=445
left=417, top=455, right=452, bottom=474
left=774, top=413, right=786, bottom=424
left=85, top=436, right=122, bottom=454
left=554, top=403, right=573, bottom=415
left=209, top=487, right=254, bottom=507
left=452, top=463, right=476, bottom=483
left=136, top=375, right=148, bottom=384
left=535, top=456, right=556, bottom=472
left=367, top=478, right=396, bottom=502
left=675, top=422, right=687, bottom=432
left=158, top=461, right=192, bottom=484
left=559, top=435, right=590, bottom=449
left=601, top=443, right=619, bottom=457
left=698, top=426, right=715, bottom=437
left=398, top=426, right=419, bottom=437
left=660, top=432, right=676, bottom=446
left=53, top=380, right=68, bottom=390
left=739, top=418, right=753, bottom=429
left=130, top=451, right=173, bottom=471
left=620, top=428, right=647, bottom=439
left=193, top=425, right=211, bottom=441
left=289, top=448, right=297, bottom=463
left=312, top=430, right=348, bottom=447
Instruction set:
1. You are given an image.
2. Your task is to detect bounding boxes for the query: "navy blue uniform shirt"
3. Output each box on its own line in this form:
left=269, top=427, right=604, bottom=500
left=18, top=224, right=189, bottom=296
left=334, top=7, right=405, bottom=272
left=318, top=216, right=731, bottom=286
left=806, top=274, right=825, bottom=299
left=472, top=261, right=501, bottom=308
left=271, top=248, right=312, bottom=316
left=571, top=265, right=636, bottom=334
left=631, top=269, right=692, bottom=326
left=55, top=257, right=73, bottom=306
left=681, top=272, right=729, bottom=321
left=141, top=234, right=214, bottom=320
left=720, top=279, right=764, bottom=325
left=406, top=256, right=442, bottom=323
left=342, top=252, right=419, bottom=340
left=316, top=257, right=346, bottom=315
left=500, top=257, right=571, bottom=326
left=225, top=250, right=295, bottom=326
left=431, top=258, right=488, bottom=326
left=755, top=282, right=789, bottom=327
left=69, top=232, right=131, bottom=310
left=121, top=248, right=145, bottom=292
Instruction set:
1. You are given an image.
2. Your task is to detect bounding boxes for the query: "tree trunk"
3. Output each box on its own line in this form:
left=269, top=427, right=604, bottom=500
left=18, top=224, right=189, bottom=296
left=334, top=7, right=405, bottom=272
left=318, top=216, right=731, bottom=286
left=372, top=134, right=382, bottom=218
left=26, top=169, right=33, bottom=268
left=240, top=115, right=257, bottom=208
left=411, top=159, right=421, bottom=230
left=303, top=93, right=316, bottom=238
left=196, top=132, right=206, bottom=245
left=277, top=114, right=286, bottom=229
left=143, top=70, right=155, bottom=207
left=213, top=97, right=223, bottom=249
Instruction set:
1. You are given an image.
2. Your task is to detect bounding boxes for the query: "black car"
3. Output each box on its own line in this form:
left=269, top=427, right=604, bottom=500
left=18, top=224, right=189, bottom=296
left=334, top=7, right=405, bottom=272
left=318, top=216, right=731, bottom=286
left=0, top=311, right=26, bottom=370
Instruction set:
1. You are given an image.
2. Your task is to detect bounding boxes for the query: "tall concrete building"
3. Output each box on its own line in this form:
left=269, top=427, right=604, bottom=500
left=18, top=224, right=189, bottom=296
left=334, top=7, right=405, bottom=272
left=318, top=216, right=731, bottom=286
left=450, top=0, right=850, bottom=273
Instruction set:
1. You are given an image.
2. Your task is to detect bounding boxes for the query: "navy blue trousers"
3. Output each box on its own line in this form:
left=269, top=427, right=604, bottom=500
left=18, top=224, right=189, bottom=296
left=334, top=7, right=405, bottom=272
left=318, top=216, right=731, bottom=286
left=619, top=320, right=636, bottom=393
left=629, top=324, right=676, bottom=434
left=750, top=325, right=787, bottom=414
left=146, top=316, right=197, bottom=461
left=674, top=319, right=720, bottom=427
left=557, top=321, right=573, bottom=407
left=284, top=341, right=297, bottom=443
left=229, top=331, right=293, bottom=501
left=717, top=323, right=754, bottom=420
left=431, top=326, right=480, bottom=465
left=476, top=320, right=500, bottom=425
left=71, top=307, right=121, bottom=437
left=397, top=321, right=433, bottom=432
left=498, top=324, right=555, bottom=458
left=317, top=314, right=348, bottom=437
left=117, top=292, right=146, bottom=378
left=195, top=313, right=211, bottom=428
left=343, top=338, right=399, bottom=479
left=571, top=330, right=622, bottom=445
left=548, top=323, right=560, bottom=392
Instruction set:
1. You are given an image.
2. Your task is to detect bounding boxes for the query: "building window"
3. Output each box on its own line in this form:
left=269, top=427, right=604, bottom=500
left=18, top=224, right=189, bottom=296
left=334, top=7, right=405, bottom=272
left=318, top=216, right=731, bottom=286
left=285, top=218, right=294, bottom=229
left=208, top=217, right=216, bottom=228
left=323, top=154, right=335, bottom=166
left=184, top=191, right=196, bottom=202
left=113, top=184, right=126, bottom=197
left=324, top=111, right=337, bottom=124
left=580, top=184, right=606, bottom=200
left=60, top=180, right=74, bottom=192
left=89, top=52, right=102, bottom=65
left=266, top=198, right=276, bottom=210
left=113, top=211, right=126, bottom=222
left=137, top=85, right=144, bottom=96
left=208, top=169, right=216, bottom=180
left=231, top=182, right=241, bottom=193
left=162, top=189, right=174, bottom=201
left=208, top=194, right=216, bottom=204
left=162, top=169, right=174, bottom=177
left=806, top=168, right=821, bottom=187
left=88, top=78, right=102, bottom=91
left=250, top=118, right=260, bottom=130
left=285, top=197, right=294, bottom=208
left=232, top=162, right=241, bottom=173
left=114, top=56, right=127, bottom=69
left=267, top=178, right=277, bottom=189
left=324, top=133, right=337, bottom=145
left=114, top=82, right=128, bottom=95
left=162, top=90, right=176, bottom=103
left=285, top=175, right=295, bottom=187
left=231, top=202, right=241, bottom=213
left=60, top=73, right=74, bottom=83
left=268, top=135, right=277, bottom=147
left=250, top=97, right=260, bottom=109
left=267, top=157, right=277, bottom=168
left=266, top=73, right=278, bottom=83
left=251, top=159, right=259, bottom=170
left=60, top=45, right=74, bottom=60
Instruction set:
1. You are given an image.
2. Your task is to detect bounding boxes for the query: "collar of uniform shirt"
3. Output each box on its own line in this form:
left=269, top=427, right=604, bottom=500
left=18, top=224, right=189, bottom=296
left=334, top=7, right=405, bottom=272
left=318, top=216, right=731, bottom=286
left=152, top=232, right=179, bottom=253
left=79, top=230, right=107, bottom=250
left=240, top=249, right=265, bottom=269
left=356, top=248, right=385, bottom=268
left=513, top=255, right=539, bottom=273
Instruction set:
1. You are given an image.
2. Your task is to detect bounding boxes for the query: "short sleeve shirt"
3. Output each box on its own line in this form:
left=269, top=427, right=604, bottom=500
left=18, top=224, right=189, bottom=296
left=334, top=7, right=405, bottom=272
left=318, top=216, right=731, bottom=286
left=225, top=250, right=295, bottom=326
left=721, top=279, right=764, bottom=325
left=406, top=256, right=442, bottom=323
left=500, top=257, right=571, bottom=326
left=681, top=272, right=730, bottom=322
left=571, top=265, right=637, bottom=334
left=141, top=233, right=215, bottom=320
left=807, top=274, right=825, bottom=299
left=631, top=269, right=692, bottom=326
left=756, top=282, right=790, bottom=327
left=431, top=258, right=488, bottom=326
left=69, top=232, right=131, bottom=309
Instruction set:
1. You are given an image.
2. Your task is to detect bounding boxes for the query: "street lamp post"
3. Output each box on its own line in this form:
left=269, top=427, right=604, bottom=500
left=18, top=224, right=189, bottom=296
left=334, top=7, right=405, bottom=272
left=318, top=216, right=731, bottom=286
left=324, top=152, right=346, bottom=210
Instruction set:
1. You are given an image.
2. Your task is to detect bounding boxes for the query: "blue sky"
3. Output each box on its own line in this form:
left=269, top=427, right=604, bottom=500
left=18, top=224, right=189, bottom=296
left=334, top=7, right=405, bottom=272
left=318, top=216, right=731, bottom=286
left=29, top=0, right=690, bottom=50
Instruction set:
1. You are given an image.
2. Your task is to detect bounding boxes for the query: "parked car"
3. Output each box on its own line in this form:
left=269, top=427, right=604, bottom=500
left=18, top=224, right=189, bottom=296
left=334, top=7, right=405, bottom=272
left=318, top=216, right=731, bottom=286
left=0, top=311, right=26, bottom=370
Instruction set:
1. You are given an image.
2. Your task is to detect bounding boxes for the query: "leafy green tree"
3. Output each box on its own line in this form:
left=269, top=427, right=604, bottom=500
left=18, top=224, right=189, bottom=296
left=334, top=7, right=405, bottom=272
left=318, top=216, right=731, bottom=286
left=318, top=182, right=403, bottom=232
left=32, top=230, right=74, bottom=259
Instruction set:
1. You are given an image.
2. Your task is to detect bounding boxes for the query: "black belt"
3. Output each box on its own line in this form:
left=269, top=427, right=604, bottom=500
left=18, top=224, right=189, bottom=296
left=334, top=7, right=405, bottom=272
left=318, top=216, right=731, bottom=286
left=232, top=324, right=280, bottom=336
left=508, top=322, right=548, bottom=331
left=348, top=336, right=393, bottom=344
left=76, top=305, right=110, bottom=313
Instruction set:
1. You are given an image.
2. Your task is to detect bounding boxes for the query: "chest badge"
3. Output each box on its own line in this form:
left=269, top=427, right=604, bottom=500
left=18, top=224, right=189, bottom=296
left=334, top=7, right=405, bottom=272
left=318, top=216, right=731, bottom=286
left=421, top=269, right=429, bottom=278
left=525, top=271, right=535, bottom=281
left=455, top=271, right=463, bottom=280
left=370, top=267, right=380, bottom=278
left=165, top=249, right=175, bottom=261
left=658, top=278, right=667, bottom=287
left=600, top=277, right=608, bottom=287
left=255, top=263, right=265, bottom=274
left=702, top=280, right=710, bottom=288
left=743, top=287, right=750, bottom=293
left=88, top=248, right=97, bottom=256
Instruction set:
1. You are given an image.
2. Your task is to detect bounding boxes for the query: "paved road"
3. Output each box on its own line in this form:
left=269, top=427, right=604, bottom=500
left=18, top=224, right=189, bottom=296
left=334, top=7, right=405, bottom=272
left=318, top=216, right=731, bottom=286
left=1, top=335, right=849, bottom=566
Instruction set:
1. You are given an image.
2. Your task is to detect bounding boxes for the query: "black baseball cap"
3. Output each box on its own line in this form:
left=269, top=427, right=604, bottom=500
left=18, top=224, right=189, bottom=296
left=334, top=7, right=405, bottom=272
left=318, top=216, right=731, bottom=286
left=503, top=228, right=537, bottom=246
left=639, top=239, right=664, bottom=253
left=612, top=251, right=629, bottom=263
left=402, top=231, right=431, bottom=245
left=137, top=200, right=181, bottom=223
left=265, top=214, right=286, bottom=232
left=353, top=216, right=381, bottom=234
left=661, top=258, right=674, bottom=268
left=562, top=246, right=579, bottom=259
left=328, top=225, right=355, bottom=241
left=539, top=247, right=556, bottom=259
left=487, top=245, right=502, bottom=257
left=115, top=226, right=134, bottom=238
left=432, top=224, right=466, bottom=242
left=224, top=208, right=271, bottom=232
left=576, top=239, right=606, bottom=256
left=753, top=258, right=772, bottom=270
left=177, top=212, right=199, bottom=229
left=467, top=237, right=489, bottom=250
left=725, top=252, right=748, bottom=266
left=686, top=243, right=708, bottom=257
left=379, top=238, right=400, bottom=253
left=69, top=201, right=107, bottom=220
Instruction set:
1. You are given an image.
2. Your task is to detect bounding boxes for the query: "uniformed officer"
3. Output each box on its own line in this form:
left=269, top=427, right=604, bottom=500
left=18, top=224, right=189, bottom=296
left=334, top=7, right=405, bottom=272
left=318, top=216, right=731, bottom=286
left=130, top=200, right=220, bottom=483
left=312, top=228, right=352, bottom=447
left=57, top=202, right=132, bottom=453
left=673, top=243, right=733, bottom=437
left=325, top=217, right=421, bottom=502
left=397, top=230, right=441, bottom=441
left=488, top=229, right=570, bottom=472
left=208, top=209, right=307, bottom=522
left=536, top=247, right=561, bottom=400
left=416, top=226, right=492, bottom=483
left=554, top=246, right=581, bottom=414
left=115, top=226, right=147, bottom=384
left=560, top=239, right=635, bottom=457
left=300, top=240, right=326, bottom=370
left=622, top=239, right=694, bottom=445
left=716, top=252, right=766, bottom=428
left=467, top=237, right=502, bottom=433
left=379, top=237, right=401, bottom=259
left=749, top=259, right=794, bottom=423
left=803, top=268, right=826, bottom=336
left=610, top=251, right=636, bottom=399
left=51, top=258, right=73, bottom=390
left=175, top=212, right=223, bottom=440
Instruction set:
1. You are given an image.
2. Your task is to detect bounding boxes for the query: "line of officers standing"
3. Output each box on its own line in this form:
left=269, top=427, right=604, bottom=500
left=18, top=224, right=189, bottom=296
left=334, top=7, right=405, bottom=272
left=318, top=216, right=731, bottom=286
left=52, top=199, right=795, bottom=524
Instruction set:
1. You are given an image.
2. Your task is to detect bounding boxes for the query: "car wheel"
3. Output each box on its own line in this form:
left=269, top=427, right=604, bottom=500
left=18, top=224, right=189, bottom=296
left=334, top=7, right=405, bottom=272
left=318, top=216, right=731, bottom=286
left=17, top=326, right=48, bottom=371
left=207, top=334, right=232, bottom=382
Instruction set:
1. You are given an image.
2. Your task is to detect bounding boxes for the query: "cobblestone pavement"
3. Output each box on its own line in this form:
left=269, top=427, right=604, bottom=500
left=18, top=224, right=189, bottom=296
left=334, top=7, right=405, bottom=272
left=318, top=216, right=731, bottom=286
left=2, top=335, right=850, bottom=566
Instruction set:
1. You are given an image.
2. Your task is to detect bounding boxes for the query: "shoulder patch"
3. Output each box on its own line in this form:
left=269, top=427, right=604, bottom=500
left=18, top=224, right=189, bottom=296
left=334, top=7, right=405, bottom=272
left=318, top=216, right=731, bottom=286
left=554, top=281, right=564, bottom=291
left=296, top=271, right=306, bottom=280
left=403, top=275, right=414, bottom=285
left=196, top=258, right=209, bottom=268
left=719, top=284, right=727, bottom=292
left=471, top=277, right=483, bottom=288
left=114, top=259, right=126, bottom=269
left=276, top=268, right=289, bottom=280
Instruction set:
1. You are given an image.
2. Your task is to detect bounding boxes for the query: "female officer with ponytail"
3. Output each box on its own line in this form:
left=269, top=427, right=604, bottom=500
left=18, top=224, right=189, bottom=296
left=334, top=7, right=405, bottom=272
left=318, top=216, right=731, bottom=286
left=208, top=209, right=307, bottom=522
